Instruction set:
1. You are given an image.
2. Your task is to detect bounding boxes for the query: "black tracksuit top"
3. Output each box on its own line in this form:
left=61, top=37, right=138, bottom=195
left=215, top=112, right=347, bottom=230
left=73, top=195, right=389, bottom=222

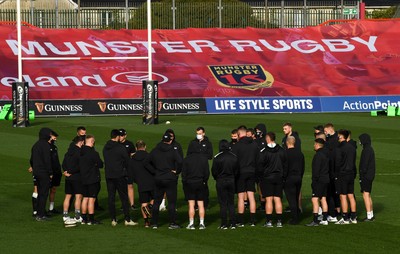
left=211, top=150, right=239, bottom=180
left=131, top=150, right=155, bottom=192
left=359, top=134, right=376, bottom=181
left=80, top=146, right=103, bottom=185
left=121, top=140, right=136, bottom=155
left=182, top=153, right=210, bottom=184
left=325, top=132, right=339, bottom=151
left=312, top=148, right=330, bottom=184
left=172, top=140, right=184, bottom=159
left=335, top=140, right=357, bottom=177
left=255, top=138, right=266, bottom=150
left=282, top=131, right=302, bottom=151
left=30, top=128, right=52, bottom=176
left=50, top=142, right=61, bottom=174
left=62, top=144, right=82, bottom=181
left=285, top=147, right=305, bottom=179
left=232, top=137, right=259, bottom=175
left=103, top=140, right=130, bottom=179
left=187, top=136, right=213, bottom=160
left=148, top=142, right=183, bottom=181
left=257, top=144, right=287, bottom=179
left=325, top=132, right=339, bottom=178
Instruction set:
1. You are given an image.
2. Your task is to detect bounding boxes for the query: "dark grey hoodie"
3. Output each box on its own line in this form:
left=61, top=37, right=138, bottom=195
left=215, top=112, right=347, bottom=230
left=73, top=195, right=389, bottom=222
left=30, top=128, right=52, bottom=176
left=232, top=136, right=259, bottom=175
left=62, top=143, right=82, bottom=181
left=257, top=143, right=287, bottom=179
left=103, top=140, right=130, bottom=179
left=130, top=150, right=155, bottom=192
left=359, top=133, right=376, bottom=181
left=149, top=142, right=183, bottom=181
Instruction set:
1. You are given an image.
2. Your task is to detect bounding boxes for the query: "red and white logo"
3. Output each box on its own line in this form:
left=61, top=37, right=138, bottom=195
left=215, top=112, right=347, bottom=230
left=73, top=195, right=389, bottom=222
left=111, top=71, right=168, bottom=86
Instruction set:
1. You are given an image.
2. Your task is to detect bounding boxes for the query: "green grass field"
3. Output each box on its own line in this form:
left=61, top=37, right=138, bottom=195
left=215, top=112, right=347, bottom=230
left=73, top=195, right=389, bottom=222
left=0, top=113, right=398, bottom=253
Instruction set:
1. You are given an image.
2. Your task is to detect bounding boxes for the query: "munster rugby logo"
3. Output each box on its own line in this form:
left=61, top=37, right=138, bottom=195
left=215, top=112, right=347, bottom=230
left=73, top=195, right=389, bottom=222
left=208, top=64, right=273, bottom=90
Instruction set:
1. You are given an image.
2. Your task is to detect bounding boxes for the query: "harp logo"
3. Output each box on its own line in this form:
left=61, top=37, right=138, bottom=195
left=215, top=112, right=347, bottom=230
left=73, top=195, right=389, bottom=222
left=35, top=102, right=44, bottom=113
left=97, top=102, right=107, bottom=112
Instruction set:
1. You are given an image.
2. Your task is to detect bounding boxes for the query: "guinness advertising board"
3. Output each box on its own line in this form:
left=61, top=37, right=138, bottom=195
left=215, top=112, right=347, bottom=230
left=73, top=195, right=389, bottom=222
left=0, top=98, right=206, bottom=117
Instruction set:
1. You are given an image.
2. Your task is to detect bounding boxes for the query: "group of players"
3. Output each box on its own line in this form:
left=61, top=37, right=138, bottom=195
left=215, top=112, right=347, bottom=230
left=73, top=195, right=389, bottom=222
left=29, top=122, right=376, bottom=229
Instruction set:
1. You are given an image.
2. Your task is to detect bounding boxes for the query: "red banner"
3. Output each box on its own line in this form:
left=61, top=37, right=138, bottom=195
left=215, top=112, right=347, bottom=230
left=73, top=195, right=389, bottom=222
left=1, top=20, right=400, bottom=100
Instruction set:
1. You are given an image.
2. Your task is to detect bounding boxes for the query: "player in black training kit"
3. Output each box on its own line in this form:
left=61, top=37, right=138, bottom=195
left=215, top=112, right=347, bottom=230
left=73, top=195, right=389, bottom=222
left=335, top=129, right=357, bottom=225
left=182, top=146, right=210, bottom=230
left=282, top=122, right=303, bottom=213
left=130, top=140, right=155, bottom=227
left=324, top=123, right=341, bottom=222
left=80, top=135, right=103, bottom=225
left=306, top=138, right=330, bottom=226
left=30, top=128, right=54, bottom=221
left=187, top=127, right=213, bottom=210
left=103, top=129, right=138, bottom=227
left=212, top=140, right=239, bottom=229
left=232, top=126, right=259, bottom=226
left=257, top=132, right=287, bottom=228
left=28, top=130, right=59, bottom=217
left=358, top=133, right=376, bottom=222
left=148, top=132, right=183, bottom=229
left=119, top=129, right=137, bottom=211
left=284, top=136, right=305, bottom=225
left=157, top=129, right=184, bottom=212
left=48, top=131, right=62, bottom=214
left=62, top=136, right=85, bottom=223
left=254, top=123, right=267, bottom=211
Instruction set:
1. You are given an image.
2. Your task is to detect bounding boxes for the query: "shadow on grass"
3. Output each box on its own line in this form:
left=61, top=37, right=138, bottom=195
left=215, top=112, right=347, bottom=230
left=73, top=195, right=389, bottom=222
left=373, top=202, right=384, bottom=214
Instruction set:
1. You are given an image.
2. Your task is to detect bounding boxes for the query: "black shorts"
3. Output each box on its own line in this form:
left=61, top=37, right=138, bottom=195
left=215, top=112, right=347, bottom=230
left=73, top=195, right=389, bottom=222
left=312, top=182, right=328, bottom=198
left=260, top=177, right=283, bottom=198
left=127, top=177, right=134, bottom=185
left=183, top=182, right=206, bottom=201
left=336, top=175, right=355, bottom=195
left=83, top=182, right=100, bottom=198
left=360, top=178, right=373, bottom=193
left=50, top=172, right=62, bottom=187
left=236, top=173, right=256, bottom=193
left=126, top=172, right=134, bottom=184
left=65, top=180, right=83, bottom=195
left=139, top=190, right=154, bottom=204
